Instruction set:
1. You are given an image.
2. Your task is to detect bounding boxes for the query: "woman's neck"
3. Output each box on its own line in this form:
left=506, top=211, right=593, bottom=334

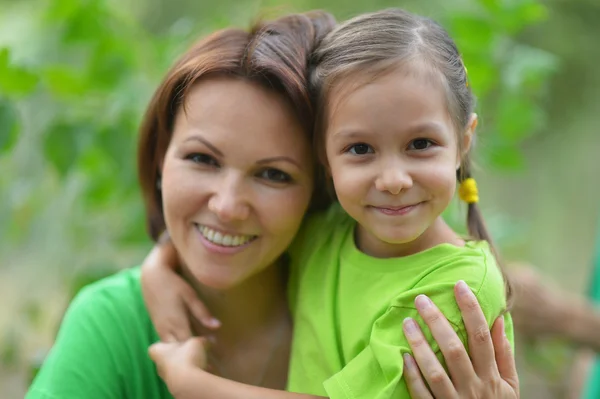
left=180, top=261, right=288, bottom=340
left=356, top=217, right=464, bottom=258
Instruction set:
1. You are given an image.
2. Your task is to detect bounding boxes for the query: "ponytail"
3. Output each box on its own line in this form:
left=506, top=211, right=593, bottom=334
left=458, top=159, right=513, bottom=307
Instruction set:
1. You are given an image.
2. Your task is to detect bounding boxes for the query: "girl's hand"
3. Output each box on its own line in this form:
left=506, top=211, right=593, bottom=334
left=402, top=281, right=519, bottom=398
left=149, top=338, right=210, bottom=392
left=141, top=235, right=220, bottom=342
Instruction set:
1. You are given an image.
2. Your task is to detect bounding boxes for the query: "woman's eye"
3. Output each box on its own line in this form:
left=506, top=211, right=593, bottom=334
left=186, top=153, right=219, bottom=167
left=347, top=143, right=374, bottom=155
left=409, top=139, right=433, bottom=151
left=259, top=168, right=292, bottom=183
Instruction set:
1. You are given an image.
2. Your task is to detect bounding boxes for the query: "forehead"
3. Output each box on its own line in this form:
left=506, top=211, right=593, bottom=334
left=172, top=76, right=310, bottom=156
left=326, top=63, right=453, bottom=133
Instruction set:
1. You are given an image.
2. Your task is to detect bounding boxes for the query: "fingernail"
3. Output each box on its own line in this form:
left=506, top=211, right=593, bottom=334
left=403, top=317, right=418, bottom=335
left=204, top=318, right=221, bottom=328
left=415, top=294, right=432, bottom=310
left=501, top=315, right=506, bottom=337
left=403, top=353, right=414, bottom=368
left=456, top=280, right=470, bottom=296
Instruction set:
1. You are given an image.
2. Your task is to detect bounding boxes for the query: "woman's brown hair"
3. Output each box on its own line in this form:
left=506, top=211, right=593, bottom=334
left=138, top=11, right=336, bottom=241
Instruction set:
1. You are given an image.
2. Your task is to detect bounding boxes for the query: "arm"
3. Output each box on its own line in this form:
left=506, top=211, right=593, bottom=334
left=149, top=338, right=326, bottom=399
left=403, top=281, right=519, bottom=398
left=320, top=256, right=511, bottom=399
left=141, top=234, right=220, bottom=342
left=509, top=265, right=600, bottom=351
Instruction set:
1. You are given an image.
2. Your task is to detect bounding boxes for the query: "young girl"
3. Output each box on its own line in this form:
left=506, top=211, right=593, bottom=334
left=146, top=8, right=514, bottom=398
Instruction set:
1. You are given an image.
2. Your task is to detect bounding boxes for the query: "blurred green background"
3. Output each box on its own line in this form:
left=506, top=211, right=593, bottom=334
left=1, top=0, right=599, bottom=397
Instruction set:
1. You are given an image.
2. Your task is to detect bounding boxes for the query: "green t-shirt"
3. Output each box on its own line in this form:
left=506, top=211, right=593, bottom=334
left=286, top=204, right=514, bottom=399
left=582, top=224, right=600, bottom=399
left=26, top=267, right=172, bottom=399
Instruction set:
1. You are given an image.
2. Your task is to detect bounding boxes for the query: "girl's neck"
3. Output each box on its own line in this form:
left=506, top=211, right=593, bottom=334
left=181, top=261, right=288, bottom=340
left=356, top=217, right=464, bottom=258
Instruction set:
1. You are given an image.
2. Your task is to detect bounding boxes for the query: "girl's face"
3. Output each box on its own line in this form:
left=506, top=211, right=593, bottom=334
left=161, top=76, right=314, bottom=289
left=325, top=66, right=474, bottom=257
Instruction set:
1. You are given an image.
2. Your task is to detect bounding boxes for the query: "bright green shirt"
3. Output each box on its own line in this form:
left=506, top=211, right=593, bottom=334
left=26, top=267, right=172, bottom=399
left=287, top=204, right=514, bottom=399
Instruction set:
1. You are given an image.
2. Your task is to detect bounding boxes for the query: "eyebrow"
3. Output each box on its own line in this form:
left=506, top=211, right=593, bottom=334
left=183, top=135, right=223, bottom=157
left=257, top=156, right=303, bottom=170
left=182, top=135, right=303, bottom=170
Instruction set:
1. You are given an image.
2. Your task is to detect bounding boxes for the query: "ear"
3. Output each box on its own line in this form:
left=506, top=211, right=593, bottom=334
left=457, top=113, right=477, bottom=169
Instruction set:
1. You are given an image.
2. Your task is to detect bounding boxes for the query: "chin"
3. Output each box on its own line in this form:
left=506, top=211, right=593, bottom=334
left=375, top=229, right=423, bottom=245
left=187, top=265, right=242, bottom=291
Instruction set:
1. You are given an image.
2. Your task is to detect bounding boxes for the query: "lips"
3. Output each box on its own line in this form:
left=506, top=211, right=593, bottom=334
left=369, top=202, right=422, bottom=216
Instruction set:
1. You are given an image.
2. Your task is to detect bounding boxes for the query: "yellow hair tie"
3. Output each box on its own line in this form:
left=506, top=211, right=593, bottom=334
left=458, top=177, right=479, bottom=204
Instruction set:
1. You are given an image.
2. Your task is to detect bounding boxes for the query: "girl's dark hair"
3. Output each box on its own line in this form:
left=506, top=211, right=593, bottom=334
left=138, top=11, right=336, bottom=242
left=309, top=8, right=512, bottom=304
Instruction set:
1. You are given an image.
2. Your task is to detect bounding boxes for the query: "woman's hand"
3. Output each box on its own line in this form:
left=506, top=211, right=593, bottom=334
left=402, top=280, right=519, bottom=398
left=141, top=234, right=220, bottom=342
left=149, top=337, right=210, bottom=394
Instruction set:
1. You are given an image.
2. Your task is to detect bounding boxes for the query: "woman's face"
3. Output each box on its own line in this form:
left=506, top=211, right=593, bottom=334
left=161, top=76, right=314, bottom=289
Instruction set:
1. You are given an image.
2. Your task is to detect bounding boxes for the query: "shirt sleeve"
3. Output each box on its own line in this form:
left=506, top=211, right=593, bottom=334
left=26, top=283, right=141, bottom=399
left=323, top=257, right=511, bottom=399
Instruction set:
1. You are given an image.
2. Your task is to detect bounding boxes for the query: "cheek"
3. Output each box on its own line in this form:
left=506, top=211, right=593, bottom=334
left=258, top=186, right=312, bottom=237
left=329, top=160, right=367, bottom=200
left=161, top=161, right=205, bottom=221
left=421, top=159, right=457, bottom=199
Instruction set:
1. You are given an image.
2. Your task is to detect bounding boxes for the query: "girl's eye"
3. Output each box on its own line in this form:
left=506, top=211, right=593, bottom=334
left=409, top=138, right=434, bottom=151
left=258, top=168, right=292, bottom=183
left=347, top=143, right=374, bottom=155
left=186, top=153, right=219, bottom=167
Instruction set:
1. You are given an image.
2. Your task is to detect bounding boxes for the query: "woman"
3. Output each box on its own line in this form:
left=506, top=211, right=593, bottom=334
left=27, top=11, right=517, bottom=399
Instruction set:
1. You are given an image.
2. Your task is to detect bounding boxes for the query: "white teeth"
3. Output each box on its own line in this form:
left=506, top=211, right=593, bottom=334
left=197, top=225, right=255, bottom=247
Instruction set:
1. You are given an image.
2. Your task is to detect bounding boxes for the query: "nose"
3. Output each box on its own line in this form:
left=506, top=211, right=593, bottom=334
left=374, top=158, right=413, bottom=195
left=207, top=173, right=250, bottom=222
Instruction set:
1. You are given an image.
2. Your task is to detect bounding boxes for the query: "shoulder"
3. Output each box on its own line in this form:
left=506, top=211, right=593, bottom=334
left=27, top=266, right=162, bottom=398
left=288, top=203, right=352, bottom=259
left=389, top=241, right=507, bottom=324
left=66, top=266, right=146, bottom=323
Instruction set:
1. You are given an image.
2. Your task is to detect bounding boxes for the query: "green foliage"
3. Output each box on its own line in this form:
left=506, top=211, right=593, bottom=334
left=445, top=0, right=559, bottom=171
left=0, top=98, right=20, bottom=154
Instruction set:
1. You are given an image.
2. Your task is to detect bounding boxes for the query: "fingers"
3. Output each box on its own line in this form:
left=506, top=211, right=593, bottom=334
left=454, top=280, right=498, bottom=380
left=491, top=316, right=519, bottom=392
left=403, top=353, right=434, bottom=399
left=414, top=295, right=476, bottom=387
left=181, top=287, right=221, bottom=330
left=403, top=317, right=456, bottom=398
left=149, top=341, right=173, bottom=363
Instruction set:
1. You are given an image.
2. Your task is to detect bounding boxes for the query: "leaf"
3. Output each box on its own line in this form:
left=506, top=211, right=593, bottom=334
left=485, top=143, right=526, bottom=171
left=496, top=93, right=544, bottom=142
left=0, top=98, right=20, bottom=154
left=45, top=0, right=80, bottom=22
left=496, top=1, right=549, bottom=34
left=0, top=48, right=38, bottom=97
left=43, top=66, right=88, bottom=97
left=449, top=15, right=495, bottom=53
left=504, top=45, right=560, bottom=92
left=42, top=122, right=82, bottom=176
